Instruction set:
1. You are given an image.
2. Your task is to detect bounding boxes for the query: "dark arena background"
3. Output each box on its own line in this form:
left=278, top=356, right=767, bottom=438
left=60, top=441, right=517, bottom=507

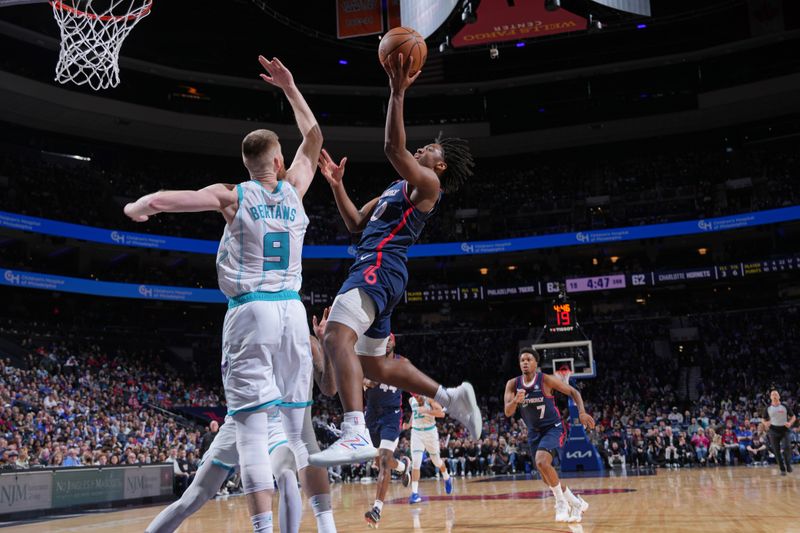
left=1, top=0, right=799, bottom=531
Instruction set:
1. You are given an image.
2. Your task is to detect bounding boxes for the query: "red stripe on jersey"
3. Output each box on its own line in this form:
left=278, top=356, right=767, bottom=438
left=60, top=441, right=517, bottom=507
left=363, top=206, right=415, bottom=285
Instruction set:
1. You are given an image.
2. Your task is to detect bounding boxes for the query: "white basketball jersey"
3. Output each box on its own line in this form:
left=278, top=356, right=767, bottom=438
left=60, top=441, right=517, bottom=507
left=410, top=396, right=436, bottom=429
left=217, top=180, right=307, bottom=298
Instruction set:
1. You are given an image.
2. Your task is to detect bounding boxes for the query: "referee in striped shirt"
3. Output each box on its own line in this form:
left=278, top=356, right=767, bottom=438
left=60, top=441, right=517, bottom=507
left=764, top=389, right=797, bottom=476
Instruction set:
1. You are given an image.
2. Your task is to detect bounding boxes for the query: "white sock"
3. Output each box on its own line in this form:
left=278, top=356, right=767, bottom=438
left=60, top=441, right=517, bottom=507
left=563, top=486, right=581, bottom=506
left=374, top=499, right=383, bottom=512
left=551, top=483, right=566, bottom=503
left=251, top=511, right=273, bottom=533
left=434, top=385, right=452, bottom=408
left=411, top=481, right=419, bottom=493
left=310, top=494, right=336, bottom=533
left=442, top=468, right=450, bottom=481
left=343, top=411, right=366, bottom=432
left=394, top=459, right=406, bottom=473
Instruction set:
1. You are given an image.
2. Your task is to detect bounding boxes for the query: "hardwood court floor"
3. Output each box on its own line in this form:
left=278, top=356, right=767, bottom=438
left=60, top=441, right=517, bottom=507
left=11, top=467, right=800, bottom=532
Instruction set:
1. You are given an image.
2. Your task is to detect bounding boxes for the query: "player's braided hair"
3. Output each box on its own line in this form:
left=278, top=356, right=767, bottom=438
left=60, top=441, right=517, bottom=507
left=435, top=135, right=474, bottom=192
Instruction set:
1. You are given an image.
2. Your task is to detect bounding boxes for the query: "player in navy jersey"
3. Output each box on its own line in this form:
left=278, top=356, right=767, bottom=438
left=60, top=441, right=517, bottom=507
left=309, top=53, right=481, bottom=467
left=363, top=333, right=412, bottom=528
left=504, top=347, right=595, bottom=523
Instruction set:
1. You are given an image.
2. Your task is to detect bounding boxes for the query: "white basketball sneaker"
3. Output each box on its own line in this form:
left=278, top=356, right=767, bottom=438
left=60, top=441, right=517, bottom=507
left=555, top=500, right=571, bottom=522
left=445, top=382, right=483, bottom=439
left=567, top=495, right=589, bottom=523
left=308, top=421, right=377, bottom=467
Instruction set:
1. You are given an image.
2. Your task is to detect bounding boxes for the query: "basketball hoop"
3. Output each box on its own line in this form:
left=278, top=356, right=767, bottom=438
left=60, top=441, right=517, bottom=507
left=556, top=368, right=573, bottom=385
left=50, top=0, right=153, bottom=90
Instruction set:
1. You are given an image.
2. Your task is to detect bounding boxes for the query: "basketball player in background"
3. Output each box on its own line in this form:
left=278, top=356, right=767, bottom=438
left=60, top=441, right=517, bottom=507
left=362, top=333, right=413, bottom=528
left=764, top=389, right=797, bottom=476
left=406, top=393, right=452, bottom=504
left=125, top=57, right=335, bottom=533
left=310, top=52, right=481, bottom=467
left=504, top=348, right=595, bottom=523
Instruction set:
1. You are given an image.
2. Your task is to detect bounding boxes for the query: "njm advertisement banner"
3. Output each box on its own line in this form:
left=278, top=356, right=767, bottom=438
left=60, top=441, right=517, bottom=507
left=0, top=471, right=53, bottom=513
left=0, top=465, right=173, bottom=516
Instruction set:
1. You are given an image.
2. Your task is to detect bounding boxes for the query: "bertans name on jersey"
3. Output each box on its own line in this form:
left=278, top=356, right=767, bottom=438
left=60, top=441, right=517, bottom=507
left=247, top=203, right=297, bottom=222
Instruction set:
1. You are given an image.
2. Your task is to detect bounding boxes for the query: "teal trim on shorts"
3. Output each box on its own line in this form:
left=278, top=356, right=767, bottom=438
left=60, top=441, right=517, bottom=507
left=227, top=397, right=283, bottom=416
left=279, top=400, right=313, bottom=408
left=268, top=439, right=289, bottom=455
left=210, top=459, right=236, bottom=474
left=412, top=425, right=437, bottom=431
left=228, top=290, right=301, bottom=309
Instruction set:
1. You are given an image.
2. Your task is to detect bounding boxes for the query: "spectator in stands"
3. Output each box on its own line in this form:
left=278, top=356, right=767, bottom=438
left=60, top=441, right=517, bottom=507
left=676, top=435, right=694, bottom=467
left=63, top=447, right=81, bottom=467
left=722, top=422, right=740, bottom=465
left=663, top=427, right=679, bottom=467
left=790, top=427, right=800, bottom=463
left=747, top=433, right=768, bottom=465
left=736, top=422, right=754, bottom=464
left=668, top=407, right=684, bottom=426
left=707, top=428, right=723, bottom=466
left=464, top=440, right=480, bottom=477
left=631, top=428, right=648, bottom=468
left=15, top=448, right=29, bottom=469
left=609, top=441, right=626, bottom=468
left=492, top=439, right=509, bottom=475
left=691, top=428, right=710, bottom=465
left=199, top=420, right=219, bottom=458
left=687, top=417, right=700, bottom=436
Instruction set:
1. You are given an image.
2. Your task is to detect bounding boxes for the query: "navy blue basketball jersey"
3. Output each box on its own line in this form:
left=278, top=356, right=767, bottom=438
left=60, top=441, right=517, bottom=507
left=365, top=382, right=402, bottom=410
left=365, top=354, right=403, bottom=410
left=517, top=372, right=562, bottom=431
left=349, top=180, right=439, bottom=285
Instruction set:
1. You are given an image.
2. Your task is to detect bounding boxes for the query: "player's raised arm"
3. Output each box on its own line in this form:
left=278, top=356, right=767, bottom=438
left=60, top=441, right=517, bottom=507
left=421, top=399, right=446, bottom=418
left=317, top=148, right=380, bottom=233
left=381, top=54, right=440, bottom=201
left=542, top=373, right=596, bottom=430
left=123, top=183, right=238, bottom=224
left=258, top=56, right=322, bottom=199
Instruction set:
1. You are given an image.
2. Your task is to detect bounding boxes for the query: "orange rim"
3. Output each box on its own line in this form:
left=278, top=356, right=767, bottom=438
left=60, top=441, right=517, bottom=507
left=50, top=0, right=152, bottom=22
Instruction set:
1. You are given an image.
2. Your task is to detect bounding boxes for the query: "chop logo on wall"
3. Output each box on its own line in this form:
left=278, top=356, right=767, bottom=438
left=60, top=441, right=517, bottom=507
left=698, top=220, right=713, bottom=231
left=4, top=270, right=20, bottom=285
left=110, top=231, right=126, bottom=244
left=575, top=232, right=590, bottom=243
left=138, top=285, right=153, bottom=297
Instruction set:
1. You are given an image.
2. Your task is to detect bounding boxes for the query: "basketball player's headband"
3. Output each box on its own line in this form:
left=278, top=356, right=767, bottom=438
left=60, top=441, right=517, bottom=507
left=389, top=333, right=396, bottom=344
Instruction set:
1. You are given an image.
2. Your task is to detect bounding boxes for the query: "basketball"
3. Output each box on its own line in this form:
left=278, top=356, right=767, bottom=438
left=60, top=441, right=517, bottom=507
left=378, top=26, right=427, bottom=75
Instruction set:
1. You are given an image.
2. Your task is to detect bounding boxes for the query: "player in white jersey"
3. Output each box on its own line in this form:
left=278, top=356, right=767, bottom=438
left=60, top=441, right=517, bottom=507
left=146, top=332, right=338, bottom=533
left=125, top=57, right=335, bottom=533
left=146, top=412, right=301, bottom=533
left=406, top=394, right=451, bottom=503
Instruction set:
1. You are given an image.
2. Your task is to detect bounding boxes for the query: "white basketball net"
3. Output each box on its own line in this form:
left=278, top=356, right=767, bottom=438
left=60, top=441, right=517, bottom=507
left=50, top=0, right=153, bottom=90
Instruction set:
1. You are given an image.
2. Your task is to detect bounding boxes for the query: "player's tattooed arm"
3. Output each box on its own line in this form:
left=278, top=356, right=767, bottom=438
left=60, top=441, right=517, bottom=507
left=123, top=184, right=238, bottom=224
left=311, top=308, right=337, bottom=396
left=318, top=148, right=380, bottom=233
left=503, top=378, right=524, bottom=417
left=542, top=373, right=596, bottom=430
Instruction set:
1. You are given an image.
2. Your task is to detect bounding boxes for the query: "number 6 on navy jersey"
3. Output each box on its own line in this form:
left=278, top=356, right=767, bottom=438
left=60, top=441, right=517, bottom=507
left=263, top=231, right=289, bottom=271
